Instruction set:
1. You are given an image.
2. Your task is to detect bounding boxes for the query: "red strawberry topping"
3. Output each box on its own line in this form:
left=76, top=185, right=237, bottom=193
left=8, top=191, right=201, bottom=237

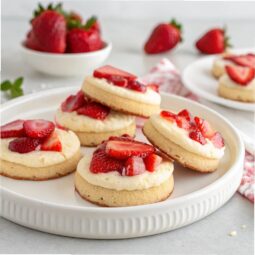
left=189, top=130, right=206, bottom=145
left=160, top=110, right=177, bottom=122
left=108, top=134, right=134, bottom=142
left=224, top=54, right=255, bottom=68
left=61, top=90, right=86, bottom=112
left=9, top=137, right=42, bottom=154
left=76, top=102, right=110, bottom=120
left=211, top=132, right=225, bottom=148
left=41, top=132, right=62, bottom=152
left=0, top=120, right=25, bottom=138
left=194, top=116, right=215, bottom=138
left=143, top=153, right=162, bottom=172
left=178, top=109, right=192, bottom=121
left=90, top=148, right=124, bottom=174
left=147, top=84, right=159, bottom=93
left=127, top=80, right=147, bottom=93
left=123, top=156, right=146, bottom=176
left=176, top=116, right=191, bottom=130
left=105, top=140, right=155, bottom=160
left=226, top=65, right=255, bottom=85
left=23, top=119, right=55, bottom=138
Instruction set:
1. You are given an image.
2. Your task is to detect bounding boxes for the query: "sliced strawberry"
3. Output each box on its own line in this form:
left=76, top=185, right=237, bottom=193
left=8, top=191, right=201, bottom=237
left=160, top=110, right=177, bottom=122
left=108, top=134, right=134, bottom=142
left=24, top=119, right=55, bottom=138
left=147, top=84, right=159, bottom=93
left=41, top=132, right=62, bottom=152
left=226, top=65, right=255, bottom=85
left=123, top=156, right=146, bottom=176
left=9, top=137, right=41, bottom=154
left=143, top=153, right=162, bottom=172
left=176, top=116, right=191, bottom=130
left=194, top=117, right=215, bottom=138
left=105, top=140, right=155, bottom=160
left=127, top=80, right=147, bottom=93
left=224, top=54, right=255, bottom=68
left=107, top=76, right=128, bottom=87
left=93, top=65, right=137, bottom=81
left=189, top=130, right=206, bottom=145
left=0, top=120, right=25, bottom=138
left=90, top=148, right=124, bottom=174
left=178, top=109, right=192, bottom=121
left=76, top=102, right=110, bottom=120
left=211, top=132, right=224, bottom=148
left=61, top=90, right=86, bottom=112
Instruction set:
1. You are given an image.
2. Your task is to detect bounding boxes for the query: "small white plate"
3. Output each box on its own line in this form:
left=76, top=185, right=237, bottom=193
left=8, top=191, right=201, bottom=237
left=0, top=88, right=244, bottom=239
left=182, top=48, right=255, bottom=112
left=21, top=42, right=112, bottom=77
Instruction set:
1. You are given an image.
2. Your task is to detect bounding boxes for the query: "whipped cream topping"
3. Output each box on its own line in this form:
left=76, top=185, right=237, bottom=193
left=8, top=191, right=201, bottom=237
left=219, top=74, right=255, bottom=90
left=150, top=114, right=225, bottom=159
left=55, top=108, right=135, bottom=132
left=77, top=155, right=173, bottom=191
left=0, top=129, right=80, bottom=167
left=83, top=76, right=161, bottom=105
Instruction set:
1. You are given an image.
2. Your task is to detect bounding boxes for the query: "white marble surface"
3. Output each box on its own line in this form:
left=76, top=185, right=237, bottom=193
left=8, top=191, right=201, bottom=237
left=1, top=3, right=255, bottom=254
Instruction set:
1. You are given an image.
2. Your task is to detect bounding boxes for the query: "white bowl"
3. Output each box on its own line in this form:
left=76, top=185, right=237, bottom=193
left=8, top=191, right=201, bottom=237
left=21, top=42, right=112, bottom=77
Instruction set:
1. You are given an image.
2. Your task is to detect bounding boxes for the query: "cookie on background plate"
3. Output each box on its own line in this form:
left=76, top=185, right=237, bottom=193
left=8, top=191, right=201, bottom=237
left=143, top=109, right=225, bottom=173
left=0, top=119, right=81, bottom=180
left=75, top=135, right=174, bottom=207
left=82, top=65, right=161, bottom=117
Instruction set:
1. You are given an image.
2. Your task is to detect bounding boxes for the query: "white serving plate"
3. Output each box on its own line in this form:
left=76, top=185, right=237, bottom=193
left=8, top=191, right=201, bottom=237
left=182, top=48, right=255, bottom=112
left=0, top=87, right=244, bottom=239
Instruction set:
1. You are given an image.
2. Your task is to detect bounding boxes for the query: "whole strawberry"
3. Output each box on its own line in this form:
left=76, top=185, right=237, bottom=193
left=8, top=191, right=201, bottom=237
left=195, top=28, right=231, bottom=54
left=66, top=17, right=103, bottom=53
left=144, top=19, right=182, bottom=54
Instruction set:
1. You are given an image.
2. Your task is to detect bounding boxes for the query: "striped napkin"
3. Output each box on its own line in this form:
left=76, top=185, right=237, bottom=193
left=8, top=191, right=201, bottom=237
left=141, top=58, right=254, bottom=203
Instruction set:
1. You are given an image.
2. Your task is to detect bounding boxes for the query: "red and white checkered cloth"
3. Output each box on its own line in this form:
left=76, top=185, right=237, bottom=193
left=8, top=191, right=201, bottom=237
left=141, top=58, right=254, bottom=203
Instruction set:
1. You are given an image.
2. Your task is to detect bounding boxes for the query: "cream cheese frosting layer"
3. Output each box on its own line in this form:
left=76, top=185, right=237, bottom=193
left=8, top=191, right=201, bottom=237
left=83, top=76, right=161, bottom=105
left=77, top=155, right=173, bottom=191
left=150, top=114, right=225, bottom=159
left=55, top=109, right=135, bottom=132
left=219, top=74, right=255, bottom=90
left=0, top=129, right=80, bottom=168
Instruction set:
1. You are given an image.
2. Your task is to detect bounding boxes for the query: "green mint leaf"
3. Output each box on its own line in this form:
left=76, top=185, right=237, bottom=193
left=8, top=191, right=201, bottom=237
left=14, top=77, right=24, bottom=88
left=0, top=80, right=12, bottom=91
left=10, top=86, right=23, bottom=98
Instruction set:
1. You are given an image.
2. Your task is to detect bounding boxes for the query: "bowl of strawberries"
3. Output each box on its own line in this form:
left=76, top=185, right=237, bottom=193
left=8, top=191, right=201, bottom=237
left=21, top=3, right=112, bottom=77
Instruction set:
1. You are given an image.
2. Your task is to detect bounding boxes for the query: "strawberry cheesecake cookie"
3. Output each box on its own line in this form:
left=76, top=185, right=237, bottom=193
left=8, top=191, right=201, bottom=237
left=218, top=65, right=255, bottom=102
left=0, top=119, right=81, bottom=180
left=82, top=65, right=161, bottom=117
left=212, top=53, right=255, bottom=78
left=75, top=135, right=174, bottom=207
left=55, top=90, right=136, bottom=146
left=143, top=109, right=225, bottom=172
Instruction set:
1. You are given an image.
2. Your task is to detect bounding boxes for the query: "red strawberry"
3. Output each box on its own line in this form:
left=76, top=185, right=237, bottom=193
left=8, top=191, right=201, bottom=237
left=189, top=130, right=206, bottom=145
left=41, top=132, right=62, bottom=151
left=176, top=116, right=191, bottom=130
left=194, top=117, right=215, bottom=138
left=226, top=65, right=255, bottom=85
left=90, top=148, right=124, bottom=174
left=24, top=119, right=55, bottom=138
left=143, top=153, right=162, bottom=172
left=107, top=76, right=128, bottom=87
left=195, top=28, right=230, bottom=54
left=147, top=84, right=159, bottom=93
left=25, top=30, right=42, bottom=51
left=61, top=90, right=86, bottom=112
left=85, top=16, right=100, bottom=34
left=211, top=132, right=224, bottom=148
left=108, top=134, right=134, bottom=142
left=224, top=54, right=255, bottom=68
left=124, top=156, right=146, bottom=176
left=93, top=65, right=137, bottom=82
left=9, top=137, right=41, bottom=154
left=105, top=140, right=155, bottom=159
left=178, top=109, right=192, bottom=121
left=127, top=80, right=147, bottom=93
left=0, top=120, right=25, bottom=138
left=76, top=102, right=110, bottom=120
left=66, top=28, right=103, bottom=53
left=144, top=19, right=182, bottom=54
left=68, top=11, right=83, bottom=23
left=31, top=10, right=66, bottom=53
left=160, top=110, right=177, bottom=122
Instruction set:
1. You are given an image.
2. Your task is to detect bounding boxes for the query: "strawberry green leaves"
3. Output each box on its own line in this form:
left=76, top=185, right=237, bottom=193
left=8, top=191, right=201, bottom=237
left=0, top=77, right=24, bottom=99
